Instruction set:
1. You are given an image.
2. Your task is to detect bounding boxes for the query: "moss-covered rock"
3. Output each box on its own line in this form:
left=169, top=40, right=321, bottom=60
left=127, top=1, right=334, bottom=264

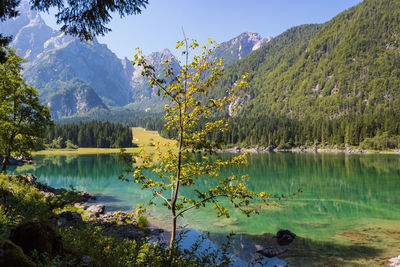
left=0, top=239, right=36, bottom=267
left=10, top=221, right=63, bottom=259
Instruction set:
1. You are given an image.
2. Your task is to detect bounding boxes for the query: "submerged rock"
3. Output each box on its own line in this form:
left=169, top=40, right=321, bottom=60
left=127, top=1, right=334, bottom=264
left=256, top=246, right=288, bottom=258
left=275, top=229, right=296, bottom=246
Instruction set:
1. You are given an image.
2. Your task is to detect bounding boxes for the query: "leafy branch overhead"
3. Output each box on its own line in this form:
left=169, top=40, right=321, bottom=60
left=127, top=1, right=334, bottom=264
left=120, top=38, right=279, bottom=251
left=0, top=0, right=149, bottom=40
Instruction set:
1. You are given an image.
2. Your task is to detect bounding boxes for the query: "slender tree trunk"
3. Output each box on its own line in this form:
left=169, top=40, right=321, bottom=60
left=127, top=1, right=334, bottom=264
left=170, top=215, right=177, bottom=248
left=1, top=155, right=8, bottom=173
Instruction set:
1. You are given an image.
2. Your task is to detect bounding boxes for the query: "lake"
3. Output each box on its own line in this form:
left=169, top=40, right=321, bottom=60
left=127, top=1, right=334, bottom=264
left=10, top=152, right=400, bottom=266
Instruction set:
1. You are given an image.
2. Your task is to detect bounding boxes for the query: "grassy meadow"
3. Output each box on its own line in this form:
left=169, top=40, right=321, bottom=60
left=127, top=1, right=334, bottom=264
left=34, top=127, right=174, bottom=155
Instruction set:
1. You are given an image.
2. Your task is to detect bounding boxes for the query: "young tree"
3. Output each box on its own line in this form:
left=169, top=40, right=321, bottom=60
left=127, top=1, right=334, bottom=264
left=120, top=39, right=273, bottom=254
left=0, top=48, right=52, bottom=173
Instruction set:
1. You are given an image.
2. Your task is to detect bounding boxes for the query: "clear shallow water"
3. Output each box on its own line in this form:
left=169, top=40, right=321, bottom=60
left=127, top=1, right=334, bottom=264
left=9, top=152, right=400, bottom=265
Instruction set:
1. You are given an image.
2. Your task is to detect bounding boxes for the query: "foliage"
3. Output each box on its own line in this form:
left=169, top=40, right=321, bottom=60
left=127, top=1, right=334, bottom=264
left=210, top=0, right=400, bottom=149
left=0, top=48, right=52, bottom=172
left=137, top=215, right=150, bottom=228
left=0, top=0, right=148, bottom=40
left=46, top=121, right=133, bottom=149
left=0, top=174, right=237, bottom=266
left=120, top=38, right=273, bottom=252
left=360, top=132, right=400, bottom=151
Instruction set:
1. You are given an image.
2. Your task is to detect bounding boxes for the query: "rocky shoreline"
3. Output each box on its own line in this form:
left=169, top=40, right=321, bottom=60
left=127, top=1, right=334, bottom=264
left=219, top=146, right=400, bottom=155
left=0, top=156, right=33, bottom=166
left=13, top=173, right=165, bottom=241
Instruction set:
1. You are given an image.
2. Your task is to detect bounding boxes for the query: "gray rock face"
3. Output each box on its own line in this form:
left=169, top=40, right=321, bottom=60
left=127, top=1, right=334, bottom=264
left=215, top=32, right=272, bottom=66
left=0, top=0, right=56, bottom=60
left=23, top=38, right=132, bottom=107
left=1, top=0, right=132, bottom=111
left=46, top=80, right=108, bottom=119
left=123, top=49, right=181, bottom=102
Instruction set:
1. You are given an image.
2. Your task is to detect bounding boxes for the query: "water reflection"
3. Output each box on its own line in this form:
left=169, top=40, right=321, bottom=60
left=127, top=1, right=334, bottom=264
left=10, top=152, right=400, bottom=241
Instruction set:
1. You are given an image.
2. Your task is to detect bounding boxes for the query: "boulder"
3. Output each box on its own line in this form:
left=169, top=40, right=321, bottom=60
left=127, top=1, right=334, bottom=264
left=264, top=146, right=274, bottom=152
left=24, top=174, right=37, bottom=185
left=388, top=255, right=400, bottom=267
left=86, top=204, right=105, bottom=217
left=256, top=246, right=288, bottom=258
left=82, top=255, right=91, bottom=265
left=41, top=191, right=55, bottom=198
left=9, top=221, right=63, bottom=259
left=275, top=229, right=296, bottom=246
left=0, top=189, right=14, bottom=207
left=0, top=239, right=36, bottom=267
left=80, top=192, right=96, bottom=202
left=53, top=188, right=67, bottom=195
left=59, top=211, right=83, bottom=224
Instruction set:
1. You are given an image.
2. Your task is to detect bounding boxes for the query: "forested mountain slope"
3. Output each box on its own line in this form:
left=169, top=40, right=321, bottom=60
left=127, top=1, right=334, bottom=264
left=214, top=0, right=400, bottom=148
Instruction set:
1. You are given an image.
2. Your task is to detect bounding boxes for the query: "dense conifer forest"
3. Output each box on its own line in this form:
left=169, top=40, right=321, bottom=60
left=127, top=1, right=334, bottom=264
left=46, top=121, right=133, bottom=148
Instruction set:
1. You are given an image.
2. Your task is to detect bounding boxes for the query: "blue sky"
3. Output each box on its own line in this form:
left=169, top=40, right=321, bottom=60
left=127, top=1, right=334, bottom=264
left=42, top=0, right=363, bottom=59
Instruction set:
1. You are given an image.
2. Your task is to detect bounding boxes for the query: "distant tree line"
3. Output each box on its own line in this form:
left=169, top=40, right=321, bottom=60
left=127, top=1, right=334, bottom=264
left=157, top=109, right=400, bottom=150
left=46, top=121, right=133, bottom=148
left=221, top=110, right=400, bottom=150
left=54, top=108, right=400, bottom=151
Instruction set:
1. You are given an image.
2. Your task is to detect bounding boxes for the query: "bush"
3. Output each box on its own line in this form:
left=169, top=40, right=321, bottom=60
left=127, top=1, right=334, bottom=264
left=360, top=132, right=400, bottom=150
left=137, top=215, right=150, bottom=228
left=65, top=140, right=78, bottom=150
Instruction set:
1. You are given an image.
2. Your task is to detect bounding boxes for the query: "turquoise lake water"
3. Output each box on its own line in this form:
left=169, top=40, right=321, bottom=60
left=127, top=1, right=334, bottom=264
left=10, top=152, right=400, bottom=265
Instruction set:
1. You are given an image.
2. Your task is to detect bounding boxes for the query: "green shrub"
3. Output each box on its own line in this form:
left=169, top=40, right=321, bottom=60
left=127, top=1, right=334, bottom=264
left=137, top=215, right=150, bottom=228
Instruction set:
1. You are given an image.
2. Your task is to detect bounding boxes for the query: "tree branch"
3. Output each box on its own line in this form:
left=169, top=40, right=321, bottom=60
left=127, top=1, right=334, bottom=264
left=176, top=194, right=226, bottom=218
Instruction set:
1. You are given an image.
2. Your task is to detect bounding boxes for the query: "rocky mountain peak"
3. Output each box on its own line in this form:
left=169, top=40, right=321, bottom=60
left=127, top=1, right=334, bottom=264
left=215, top=31, right=272, bottom=66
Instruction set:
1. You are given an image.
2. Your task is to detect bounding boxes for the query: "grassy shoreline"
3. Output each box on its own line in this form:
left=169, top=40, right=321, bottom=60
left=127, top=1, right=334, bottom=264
left=36, top=126, right=400, bottom=156
left=34, top=127, right=174, bottom=156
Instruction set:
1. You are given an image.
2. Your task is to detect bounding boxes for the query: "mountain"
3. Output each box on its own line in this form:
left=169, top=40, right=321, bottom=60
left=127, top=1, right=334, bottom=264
left=46, top=80, right=108, bottom=119
left=23, top=37, right=132, bottom=106
left=212, top=0, right=400, bottom=148
left=122, top=49, right=181, bottom=101
left=0, top=0, right=271, bottom=117
left=216, top=0, right=400, bottom=120
left=121, top=33, right=269, bottom=105
left=215, top=32, right=272, bottom=66
left=0, top=0, right=57, bottom=60
left=0, top=0, right=132, bottom=109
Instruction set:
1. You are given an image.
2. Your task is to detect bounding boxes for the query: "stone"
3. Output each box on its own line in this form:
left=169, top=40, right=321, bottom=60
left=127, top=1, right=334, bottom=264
left=264, top=146, right=274, bottom=152
left=256, top=246, right=288, bottom=258
left=59, top=211, right=83, bottom=224
left=82, top=255, right=91, bottom=265
left=41, top=191, right=55, bottom=198
left=388, top=255, right=400, bottom=267
left=86, top=204, right=105, bottom=217
left=80, top=192, right=96, bottom=202
left=150, top=228, right=164, bottom=235
left=0, top=239, right=36, bottom=267
left=0, top=189, right=14, bottom=207
left=275, top=229, right=296, bottom=246
left=24, top=174, right=37, bottom=185
left=10, top=221, right=64, bottom=259
left=53, top=188, right=67, bottom=195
